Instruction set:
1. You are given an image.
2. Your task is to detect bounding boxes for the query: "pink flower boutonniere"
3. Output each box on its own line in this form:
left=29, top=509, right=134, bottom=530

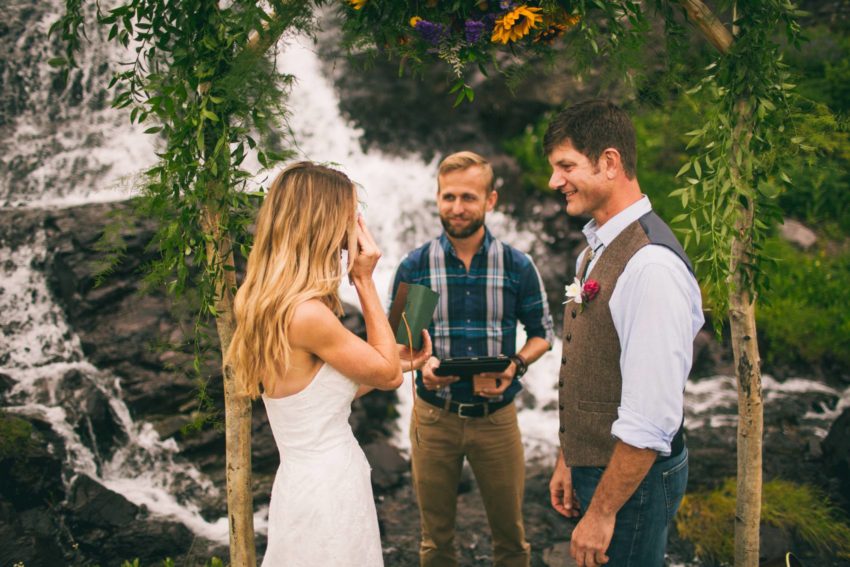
left=563, top=277, right=601, bottom=311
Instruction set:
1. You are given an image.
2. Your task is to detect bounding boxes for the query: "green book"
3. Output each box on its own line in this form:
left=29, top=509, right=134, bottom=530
left=388, top=282, right=439, bottom=350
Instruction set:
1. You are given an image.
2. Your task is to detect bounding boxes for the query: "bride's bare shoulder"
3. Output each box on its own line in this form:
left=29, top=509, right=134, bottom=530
left=289, top=300, right=344, bottom=346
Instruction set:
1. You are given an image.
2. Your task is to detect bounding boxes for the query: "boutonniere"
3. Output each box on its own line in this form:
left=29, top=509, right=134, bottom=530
left=563, top=278, right=601, bottom=310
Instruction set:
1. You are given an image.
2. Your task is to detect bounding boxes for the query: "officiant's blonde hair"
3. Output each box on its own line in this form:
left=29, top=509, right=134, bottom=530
left=226, top=162, right=358, bottom=399
left=437, top=151, right=495, bottom=192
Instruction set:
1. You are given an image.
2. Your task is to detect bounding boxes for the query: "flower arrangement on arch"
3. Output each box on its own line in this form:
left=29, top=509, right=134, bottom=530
left=340, top=1, right=581, bottom=104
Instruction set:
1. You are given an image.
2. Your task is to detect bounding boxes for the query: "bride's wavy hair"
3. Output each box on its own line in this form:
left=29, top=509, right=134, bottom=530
left=225, top=161, right=358, bottom=399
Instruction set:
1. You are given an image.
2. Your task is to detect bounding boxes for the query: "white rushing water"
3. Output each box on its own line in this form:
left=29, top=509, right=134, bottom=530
left=3, top=22, right=849, bottom=549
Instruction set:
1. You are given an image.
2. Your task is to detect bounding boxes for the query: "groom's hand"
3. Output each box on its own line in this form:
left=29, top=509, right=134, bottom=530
left=549, top=455, right=581, bottom=518
left=570, top=510, right=613, bottom=567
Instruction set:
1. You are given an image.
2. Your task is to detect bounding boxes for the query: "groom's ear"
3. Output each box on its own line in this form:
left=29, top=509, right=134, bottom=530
left=600, top=148, right=623, bottom=180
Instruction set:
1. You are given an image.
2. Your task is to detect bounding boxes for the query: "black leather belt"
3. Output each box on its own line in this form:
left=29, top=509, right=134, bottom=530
left=418, top=390, right=512, bottom=418
left=656, top=422, right=686, bottom=463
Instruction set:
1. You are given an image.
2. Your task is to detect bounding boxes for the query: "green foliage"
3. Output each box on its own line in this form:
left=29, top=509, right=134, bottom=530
left=757, top=237, right=850, bottom=371
left=669, top=2, right=806, bottom=317
left=501, top=25, right=850, bottom=372
left=677, top=478, right=850, bottom=565
left=339, top=1, right=650, bottom=106
left=502, top=114, right=552, bottom=194
left=90, top=209, right=131, bottom=288
left=52, top=0, right=319, bottom=426
left=0, top=413, right=33, bottom=461
left=777, top=27, right=850, bottom=234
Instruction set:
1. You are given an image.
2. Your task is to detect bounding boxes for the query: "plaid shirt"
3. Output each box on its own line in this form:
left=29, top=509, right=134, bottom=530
left=390, top=228, right=554, bottom=404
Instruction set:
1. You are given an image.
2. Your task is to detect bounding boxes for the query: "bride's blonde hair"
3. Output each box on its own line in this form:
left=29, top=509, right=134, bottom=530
left=225, top=162, right=358, bottom=399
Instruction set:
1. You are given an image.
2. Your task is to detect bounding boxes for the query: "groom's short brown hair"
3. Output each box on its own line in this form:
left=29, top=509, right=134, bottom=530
left=544, top=100, right=638, bottom=179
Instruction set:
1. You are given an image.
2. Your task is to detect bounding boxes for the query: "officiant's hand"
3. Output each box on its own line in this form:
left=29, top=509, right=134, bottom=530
left=475, top=363, right=517, bottom=398
left=399, top=330, right=433, bottom=371
left=422, top=356, right=459, bottom=391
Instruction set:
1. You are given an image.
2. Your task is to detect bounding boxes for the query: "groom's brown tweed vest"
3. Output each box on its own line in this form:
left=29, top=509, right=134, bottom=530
left=558, top=211, right=692, bottom=467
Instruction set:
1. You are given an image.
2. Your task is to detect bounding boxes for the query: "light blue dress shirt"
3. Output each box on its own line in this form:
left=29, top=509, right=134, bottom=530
left=579, top=196, right=704, bottom=456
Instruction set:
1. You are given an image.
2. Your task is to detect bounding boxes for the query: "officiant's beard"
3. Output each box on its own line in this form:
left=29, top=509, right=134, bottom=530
left=441, top=214, right=486, bottom=239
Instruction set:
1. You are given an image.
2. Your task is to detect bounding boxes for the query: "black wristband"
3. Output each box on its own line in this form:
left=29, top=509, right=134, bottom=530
left=509, top=354, right=528, bottom=378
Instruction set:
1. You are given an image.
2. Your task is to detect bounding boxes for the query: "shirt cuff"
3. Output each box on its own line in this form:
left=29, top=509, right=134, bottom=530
left=610, top=407, right=676, bottom=456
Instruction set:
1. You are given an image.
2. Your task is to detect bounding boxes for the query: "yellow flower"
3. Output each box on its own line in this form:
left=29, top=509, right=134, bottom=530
left=349, top=0, right=367, bottom=10
left=410, top=16, right=422, bottom=27
left=534, top=13, right=580, bottom=44
left=491, top=5, right=543, bottom=44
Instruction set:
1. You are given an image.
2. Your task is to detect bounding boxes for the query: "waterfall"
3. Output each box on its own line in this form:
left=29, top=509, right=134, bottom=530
left=2, top=13, right=849, bottom=548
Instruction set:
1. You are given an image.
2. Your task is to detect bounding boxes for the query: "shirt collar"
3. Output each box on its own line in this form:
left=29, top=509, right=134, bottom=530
left=582, top=196, right=652, bottom=252
left=440, top=226, right=493, bottom=258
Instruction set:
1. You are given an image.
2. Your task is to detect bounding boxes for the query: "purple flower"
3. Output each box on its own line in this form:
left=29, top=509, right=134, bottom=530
left=499, top=0, right=516, bottom=10
left=464, top=19, right=485, bottom=43
left=414, top=20, right=446, bottom=46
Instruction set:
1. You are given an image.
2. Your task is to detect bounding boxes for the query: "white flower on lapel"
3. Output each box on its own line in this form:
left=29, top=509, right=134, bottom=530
left=563, top=277, right=583, bottom=305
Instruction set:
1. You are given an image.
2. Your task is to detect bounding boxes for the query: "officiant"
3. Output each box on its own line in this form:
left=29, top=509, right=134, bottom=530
left=390, top=151, right=554, bottom=567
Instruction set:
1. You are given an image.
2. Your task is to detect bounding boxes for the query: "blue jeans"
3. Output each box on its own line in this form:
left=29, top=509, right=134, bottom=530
left=571, top=448, right=689, bottom=567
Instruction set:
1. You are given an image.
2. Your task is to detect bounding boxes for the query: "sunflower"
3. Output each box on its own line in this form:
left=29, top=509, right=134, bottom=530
left=348, top=0, right=367, bottom=10
left=491, top=5, right=543, bottom=44
left=534, top=13, right=580, bottom=44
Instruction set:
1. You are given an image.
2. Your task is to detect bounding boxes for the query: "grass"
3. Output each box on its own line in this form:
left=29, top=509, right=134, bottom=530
left=676, top=478, right=850, bottom=565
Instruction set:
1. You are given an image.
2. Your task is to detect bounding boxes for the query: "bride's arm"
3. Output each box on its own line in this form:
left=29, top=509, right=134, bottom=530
left=290, top=217, right=403, bottom=390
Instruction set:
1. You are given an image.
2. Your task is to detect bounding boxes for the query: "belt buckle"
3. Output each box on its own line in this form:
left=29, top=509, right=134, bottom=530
left=456, top=403, right=477, bottom=419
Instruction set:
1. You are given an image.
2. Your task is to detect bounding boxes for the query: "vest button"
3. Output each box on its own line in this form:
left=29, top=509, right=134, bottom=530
left=566, top=332, right=572, bottom=342
left=561, top=356, right=566, bottom=365
left=559, top=425, right=565, bottom=433
left=571, top=309, right=577, bottom=318
left=558, top=379, right=564, bottom=387
left=559, top=403, right=564, bottom=411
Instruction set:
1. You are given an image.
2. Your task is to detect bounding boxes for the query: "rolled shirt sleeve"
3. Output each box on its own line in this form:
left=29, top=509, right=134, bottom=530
left=609, top=245, right=703, bottom=455
left=516, top=254, right=555, bottom=347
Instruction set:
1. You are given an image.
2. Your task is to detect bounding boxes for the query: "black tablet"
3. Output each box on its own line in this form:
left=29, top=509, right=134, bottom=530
left=433, top=355, right=512, bottom=377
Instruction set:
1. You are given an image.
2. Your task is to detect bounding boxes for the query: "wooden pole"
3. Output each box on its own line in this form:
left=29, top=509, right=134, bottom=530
left=675, top=2, right=763, bottom=565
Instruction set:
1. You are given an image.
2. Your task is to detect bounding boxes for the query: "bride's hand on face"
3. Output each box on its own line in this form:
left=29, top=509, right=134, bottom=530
left=350, top=215, right=381, bottom=280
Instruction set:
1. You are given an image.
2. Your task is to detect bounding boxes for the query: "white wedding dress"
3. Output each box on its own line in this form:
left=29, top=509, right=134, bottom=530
left=261, top=363, right=384, bottom=566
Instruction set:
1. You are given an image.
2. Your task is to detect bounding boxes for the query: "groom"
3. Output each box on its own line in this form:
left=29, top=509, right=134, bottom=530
left=545, top=100, right=704, bottom=567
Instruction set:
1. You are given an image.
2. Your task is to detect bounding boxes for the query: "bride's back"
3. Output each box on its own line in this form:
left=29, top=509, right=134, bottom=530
left=262, top=363, right=358, bottom=457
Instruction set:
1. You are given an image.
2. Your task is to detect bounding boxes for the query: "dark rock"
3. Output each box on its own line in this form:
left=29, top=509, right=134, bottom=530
left=364, top=439, right=408, bottom=492
left=760, top=524, right=795, bottom=563
left=58, top=369, right=128, bottom=464
left=0, top=414, right=66, bottom=510
left=823, top=407, right=850, bottom=505
left=692, top=328, right=733, bottom=377
left=68, top=474, right=140, bottom=527
left=0, top=501, right=66, bottom=567
left=0, top=372, right=14, bottom=397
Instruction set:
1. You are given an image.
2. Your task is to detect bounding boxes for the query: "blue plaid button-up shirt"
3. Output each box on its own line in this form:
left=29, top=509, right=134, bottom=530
left=390, top=228, right=554, bottom=404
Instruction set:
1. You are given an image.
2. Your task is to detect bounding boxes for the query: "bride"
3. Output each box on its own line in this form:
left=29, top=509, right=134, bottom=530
left=225, top=162, right=431, bottom=566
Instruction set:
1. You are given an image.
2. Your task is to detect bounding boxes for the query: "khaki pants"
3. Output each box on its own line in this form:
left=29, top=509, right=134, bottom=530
left=410, top=396, right=530, bottom=567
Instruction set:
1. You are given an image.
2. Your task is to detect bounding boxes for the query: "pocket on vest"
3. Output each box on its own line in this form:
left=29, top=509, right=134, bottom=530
left=577, top=400, right=619, bottom=413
